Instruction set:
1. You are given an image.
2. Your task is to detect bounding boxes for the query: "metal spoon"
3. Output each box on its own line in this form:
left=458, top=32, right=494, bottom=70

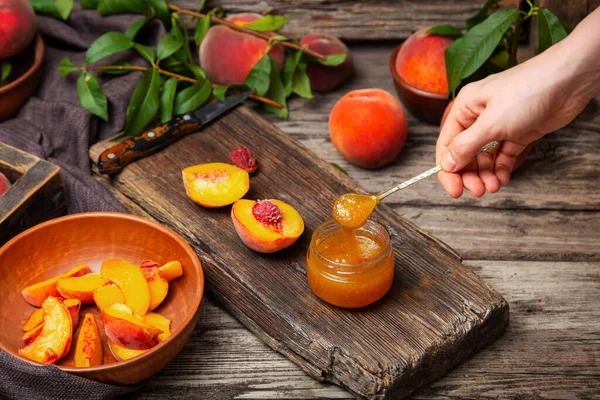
left=333, top=141, right=500, bottom=229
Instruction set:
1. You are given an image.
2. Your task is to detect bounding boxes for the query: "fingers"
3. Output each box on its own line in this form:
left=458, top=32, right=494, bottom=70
left=461, top=160, right=486, bottom=198
left=495, top=141, right=527, bottom=185
left=437, top=170, right=464, bottom=199
left=477, top=150, right=501, bottom=193
left=441, top=115, right=496, bottom=173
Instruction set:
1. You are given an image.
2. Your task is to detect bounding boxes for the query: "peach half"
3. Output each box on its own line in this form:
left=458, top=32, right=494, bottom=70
left=21, top=264, right=91, bottom=307
left=102, top=303, right=162, bottom=350
left=232, top=199, right=304, bottom=253
left=100, top=259, right=150, bottom=316
left=74, top=313, right=103, bottom=368
left=57, top=273, right=108, bottom=304
left=145, top=267, right=169, bottom=311
left=19, top=296, right=73, bottom=364
left=182, top=162, right=250, bottom=208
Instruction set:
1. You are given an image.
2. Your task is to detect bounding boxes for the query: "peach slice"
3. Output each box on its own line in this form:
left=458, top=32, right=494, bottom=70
left=93, top=282, right=126, bottom=311
left=232, top=199, right=304, bottom=253
left=57, top=273, right=108, bottom=303
left=63, top=298, right=81, bottom=330
left=182, top=162, right=249, bottom=208
left=102, top=303, right=162, bottom=350
left=100, top=259, right=150, bottom=316
left=22, top=298, right=81, bottom=331
left=158, top=261, right=183, bottom=282
left=19, top=296, right=73, bottom=364
left=145, top=268, right=169, bottom=311
left=74, top=313, right=103, bottom=368
left=22, top=323, right=43, bottom=345
left=108, top=312, right=172, bottom=361
left=21, top=264, right=91, bottom=307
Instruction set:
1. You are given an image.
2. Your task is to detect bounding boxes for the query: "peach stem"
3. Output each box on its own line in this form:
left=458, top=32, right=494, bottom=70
left=166, top=3, right=327, bottom=61
left=86, top=65, right=284, bottom=109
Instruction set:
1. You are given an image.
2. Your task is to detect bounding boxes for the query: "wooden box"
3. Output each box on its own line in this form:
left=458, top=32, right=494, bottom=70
left=0, top=142, right=66, bottom=245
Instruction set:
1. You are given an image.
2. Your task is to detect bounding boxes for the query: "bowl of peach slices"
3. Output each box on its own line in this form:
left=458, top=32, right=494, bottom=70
left=0, top=212, right=203, bottom=385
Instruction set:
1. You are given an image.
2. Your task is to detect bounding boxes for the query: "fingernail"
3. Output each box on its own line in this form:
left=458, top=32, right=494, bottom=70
left=442, top=152, right=457, bottom=172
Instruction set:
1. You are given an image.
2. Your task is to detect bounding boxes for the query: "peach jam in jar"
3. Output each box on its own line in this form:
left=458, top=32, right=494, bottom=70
left=306, top=219, right=394, bottom=308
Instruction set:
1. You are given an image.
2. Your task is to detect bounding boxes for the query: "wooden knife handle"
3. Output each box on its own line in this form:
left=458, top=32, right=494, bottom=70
left=98, top=114, right=203, bottom=175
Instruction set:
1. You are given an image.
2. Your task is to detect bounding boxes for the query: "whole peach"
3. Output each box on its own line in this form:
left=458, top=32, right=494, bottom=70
left=329, top=89, right=407, bottom=169
left=0, top=172, right=11, bottom=196
left=0, top=0, right=36, bottom=59
left=299, top=33, right=353, bottom=93
left=395, top=27, right=454, bottom=95
left=199, top=13, right=285, bottom=86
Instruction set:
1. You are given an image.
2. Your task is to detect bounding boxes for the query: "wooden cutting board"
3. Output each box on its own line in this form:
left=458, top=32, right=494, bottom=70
left=90, top=105, right=508, bottom=399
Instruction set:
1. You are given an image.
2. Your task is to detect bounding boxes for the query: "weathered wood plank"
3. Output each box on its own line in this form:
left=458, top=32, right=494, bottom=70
left=256, top=43, right=600, bottom=212
left=90, top=104, right=508, bottom=399
left=133, top=260, right=599, bottom=399
left=171, top=0, right=484, bottom=41
left=539, top=0, right=600, bottom=29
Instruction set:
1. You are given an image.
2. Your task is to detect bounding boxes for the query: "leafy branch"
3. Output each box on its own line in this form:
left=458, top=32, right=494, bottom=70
left=428, top=0, right=568, bottom=98
left=36, top=0, right=349, bottom=139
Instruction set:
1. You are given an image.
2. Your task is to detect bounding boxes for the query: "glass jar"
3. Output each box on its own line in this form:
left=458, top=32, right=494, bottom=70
left=306, top=219, right=394, bottom=308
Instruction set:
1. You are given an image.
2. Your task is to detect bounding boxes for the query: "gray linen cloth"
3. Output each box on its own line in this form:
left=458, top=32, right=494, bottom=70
left=0, top=5, right=168, bottom=399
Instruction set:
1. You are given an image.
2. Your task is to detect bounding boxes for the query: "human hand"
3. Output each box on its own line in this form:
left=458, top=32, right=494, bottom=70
left=435, top=8, right=600, bottom=198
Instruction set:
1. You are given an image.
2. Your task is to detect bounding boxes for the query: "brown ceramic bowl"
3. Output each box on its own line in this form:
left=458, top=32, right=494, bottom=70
left=389, top=43, right=450, bottom=124
left=0, top=34, right=44, bottom=122
left=0, top=212, right=204, bottom=385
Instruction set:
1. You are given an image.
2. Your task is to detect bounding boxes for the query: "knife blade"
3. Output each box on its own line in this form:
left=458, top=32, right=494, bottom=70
left=97, top=90, right=253, bottom=175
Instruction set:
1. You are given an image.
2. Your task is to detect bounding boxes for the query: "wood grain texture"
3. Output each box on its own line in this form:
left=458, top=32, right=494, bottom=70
left=91, top=42, right=599, bottom=398
left=130, top=260, right=599, bottom=399
left=171, top=0, right=484, bottom=41
left=90, top=104, right=509, bottom=398
left=539, top=0, right=600, bottom=29
left=0, top=142, right=66, bottom=245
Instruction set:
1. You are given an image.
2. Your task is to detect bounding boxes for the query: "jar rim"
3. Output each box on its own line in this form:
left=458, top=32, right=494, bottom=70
left=310, top=219, right=392, bottom=270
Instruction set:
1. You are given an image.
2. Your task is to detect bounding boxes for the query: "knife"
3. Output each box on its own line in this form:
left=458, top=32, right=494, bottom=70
left=97, top=90, right=253, bottom=175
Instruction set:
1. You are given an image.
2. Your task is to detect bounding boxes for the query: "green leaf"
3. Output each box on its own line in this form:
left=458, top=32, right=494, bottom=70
left=488, top=48, right=509, bottom=70
left=194, top=14, right=212, bottom=47
left=148, top=0, right=171, bottom=29
left=244, top=54, right=272, bottom=96
left=537, top=8, right=568, bottom=53
left=184, top=62, right=206, bottom=79
left=197, top=0, right=207, bottom=11
left=292, top=62, right=313, bottom=99
left=466, top=0, right=501, bottom=30
left=268, top=35, right=288, bottom=44
left=174, top=79, right=212, bottom=114
left=0, top=61, right=11, bottom=86
left=169, top=14, right=191, bottom=62
left=159, top=77, right=178, bottom=122
left=97, top=0, right=149, bottom=15
left=86, top=32, right=134, bottom=64
left=76, top=72, right=108, bottom=121
left=264, top=57, right=287, bottom=119
left=125, top=17, right=148, bottom=40
left=81, top=0, right=99, bottom=9
left=212, top=84, right=247, bottom=100
left=58, top=57, right=79, bottom=77
left=283, top=49, right=303, bottom=96
left=318, top=53, right=347, bottom=67
left=157, top=33, right=183, bottom=60
left=331, top=163, right=348, bottom=175
left=125, top=68, right=161, bottom=136
left=133, top=43, right=156, bottom=64
left=426, top=25, right=463, bottom=37
left=102, top=60, right=132, bottom=75
left=30, top=0, right=74, bottom=20
left=446, top=8, right=520, bottom=96
left=243, top=15, right=289, bottom=32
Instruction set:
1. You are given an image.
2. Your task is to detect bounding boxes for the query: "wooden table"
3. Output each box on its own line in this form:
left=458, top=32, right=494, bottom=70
left=133, top=43, right=600, bottom=399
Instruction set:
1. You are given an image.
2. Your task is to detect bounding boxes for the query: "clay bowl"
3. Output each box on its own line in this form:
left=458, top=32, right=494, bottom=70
left=0, top=34, right=44, bottom=122
left=0, top=212, right=204, bottom=385
left=389, top=43, right=450, bottom=125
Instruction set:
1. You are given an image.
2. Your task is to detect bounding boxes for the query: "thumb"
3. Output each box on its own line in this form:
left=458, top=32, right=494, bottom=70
left=441, top=116, right=495, bottom=172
